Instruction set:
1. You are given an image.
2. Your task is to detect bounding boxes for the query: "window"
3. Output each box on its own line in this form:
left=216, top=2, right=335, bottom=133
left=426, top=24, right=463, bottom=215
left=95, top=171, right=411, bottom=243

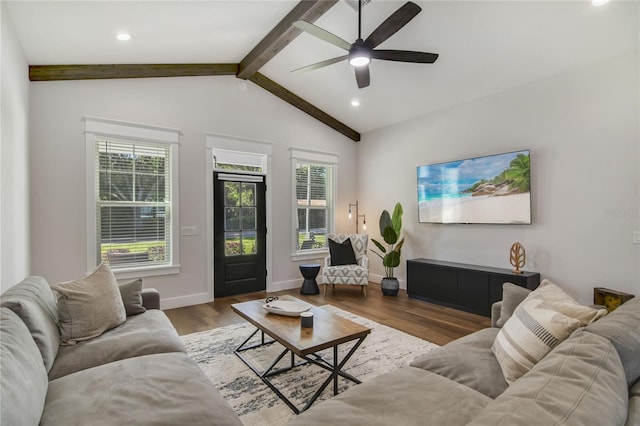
left=291, top=148, right=337, bottom=255
left=85, top=117, right=180, bottom=276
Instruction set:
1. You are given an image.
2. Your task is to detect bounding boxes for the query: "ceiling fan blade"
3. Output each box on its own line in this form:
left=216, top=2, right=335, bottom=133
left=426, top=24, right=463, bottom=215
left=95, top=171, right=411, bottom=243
left=355, top=66, right=370, bottom=89
left=364, top=2, right=421, bottom=49
left=371, top=50, right=438, bottom=63
left=293, top=20, right=352, bottom=51
left=291, top=55, right=348, bottom=73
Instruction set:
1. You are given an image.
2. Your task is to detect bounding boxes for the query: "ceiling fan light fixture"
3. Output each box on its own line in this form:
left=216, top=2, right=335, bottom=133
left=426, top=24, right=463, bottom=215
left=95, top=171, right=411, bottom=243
left=349, top=55, right=370, bottom=67
left=348, top=42, right=371, bottom=67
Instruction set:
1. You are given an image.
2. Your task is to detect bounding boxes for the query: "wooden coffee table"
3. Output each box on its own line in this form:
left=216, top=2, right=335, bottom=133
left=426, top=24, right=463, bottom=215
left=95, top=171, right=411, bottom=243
left=231, top=297, right=371, bottom=414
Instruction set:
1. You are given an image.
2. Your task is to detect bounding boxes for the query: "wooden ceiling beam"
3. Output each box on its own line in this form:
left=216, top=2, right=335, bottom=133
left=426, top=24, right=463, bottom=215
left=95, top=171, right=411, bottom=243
left=237, top=0, right=338, bottom=80
left=29, top=63, right=238, bottom=81
left=249, top=72, right=360, bottom=142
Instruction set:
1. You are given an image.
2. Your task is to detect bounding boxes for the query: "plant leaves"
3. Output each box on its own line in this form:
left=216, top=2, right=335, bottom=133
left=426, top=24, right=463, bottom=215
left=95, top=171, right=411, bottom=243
left=391, top=202, right=403, bottom=235
left=382, top=226, right=398, bottom=245
left=383, top=251, right=401, bottom=268
left=379, top=210, right=392, bottom=236
left=371, top=238, right=387, bottom=254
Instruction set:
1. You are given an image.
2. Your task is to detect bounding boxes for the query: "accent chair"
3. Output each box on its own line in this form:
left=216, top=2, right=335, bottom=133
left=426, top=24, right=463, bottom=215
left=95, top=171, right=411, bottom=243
left=322, top=233, right=369, bottom=297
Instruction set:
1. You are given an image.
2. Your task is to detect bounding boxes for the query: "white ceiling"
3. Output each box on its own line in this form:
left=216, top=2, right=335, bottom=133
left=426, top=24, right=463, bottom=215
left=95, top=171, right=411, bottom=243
left=6, top=0, right=639, bottom=135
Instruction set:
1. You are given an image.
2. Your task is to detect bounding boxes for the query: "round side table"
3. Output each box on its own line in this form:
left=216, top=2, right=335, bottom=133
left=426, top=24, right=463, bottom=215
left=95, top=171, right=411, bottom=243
left=299, top=263, right=321, bottom=295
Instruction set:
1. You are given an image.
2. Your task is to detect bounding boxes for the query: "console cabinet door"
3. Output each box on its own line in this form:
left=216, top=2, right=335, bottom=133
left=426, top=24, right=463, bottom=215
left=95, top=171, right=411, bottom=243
left=424, top=266, right=458, bottom=304
left=458, top=270, right=489, bottom=316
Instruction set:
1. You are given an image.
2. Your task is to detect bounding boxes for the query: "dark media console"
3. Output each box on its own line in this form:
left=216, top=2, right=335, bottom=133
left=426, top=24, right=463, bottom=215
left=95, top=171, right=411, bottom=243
left=406, top=258, right=541, bottom=317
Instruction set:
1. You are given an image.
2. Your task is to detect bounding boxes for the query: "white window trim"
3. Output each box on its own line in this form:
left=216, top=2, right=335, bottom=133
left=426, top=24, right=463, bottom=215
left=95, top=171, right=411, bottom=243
left=84, top=116, right=181, bottom=278
left=290, top=147, right=338, bottom=261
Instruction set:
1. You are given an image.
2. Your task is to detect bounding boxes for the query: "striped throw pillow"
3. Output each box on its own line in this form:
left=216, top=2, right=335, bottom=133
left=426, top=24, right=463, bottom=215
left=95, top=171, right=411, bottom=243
left=492, top=279, right=607, bottom=384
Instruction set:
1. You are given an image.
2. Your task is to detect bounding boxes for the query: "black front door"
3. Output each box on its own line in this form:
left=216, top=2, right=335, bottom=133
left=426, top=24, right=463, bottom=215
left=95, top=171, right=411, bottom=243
left=213, top=172, right=266, bottom=297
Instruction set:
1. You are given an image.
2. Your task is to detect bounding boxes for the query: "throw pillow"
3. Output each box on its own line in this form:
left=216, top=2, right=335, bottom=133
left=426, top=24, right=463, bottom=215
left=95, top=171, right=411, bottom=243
left=118, top=278, right=146, bottom=316
left=491, top=279, right=607, bottom=384
left=496, top=282, right=532, bottom=328
left=328, top=238, right=358, bottom=266
left=52, top=264, right=127, bottom=345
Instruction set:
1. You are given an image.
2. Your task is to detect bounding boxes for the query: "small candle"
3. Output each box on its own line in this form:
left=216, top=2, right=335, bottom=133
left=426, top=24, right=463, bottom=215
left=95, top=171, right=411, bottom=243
left=300, top=311, right=313, bottom=328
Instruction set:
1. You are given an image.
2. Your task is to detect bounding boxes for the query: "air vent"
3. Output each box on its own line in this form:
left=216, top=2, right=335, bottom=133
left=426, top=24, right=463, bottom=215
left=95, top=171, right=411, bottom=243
left=344, top=0, right=371, bottom=13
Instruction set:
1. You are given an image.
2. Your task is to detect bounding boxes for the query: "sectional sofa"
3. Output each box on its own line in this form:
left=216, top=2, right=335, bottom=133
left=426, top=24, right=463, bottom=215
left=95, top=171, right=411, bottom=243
left=0, top=275, right=242, bottom=426
left=290, top=281, right=640, bottom=425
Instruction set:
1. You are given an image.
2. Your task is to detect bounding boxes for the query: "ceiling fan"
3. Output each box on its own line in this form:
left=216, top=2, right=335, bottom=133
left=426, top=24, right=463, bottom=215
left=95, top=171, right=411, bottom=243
left=292, top=1, right=439, bottom=89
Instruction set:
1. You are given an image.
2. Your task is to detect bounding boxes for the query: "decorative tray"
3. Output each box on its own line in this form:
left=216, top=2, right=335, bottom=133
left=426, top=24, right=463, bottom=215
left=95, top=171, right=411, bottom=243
left=263, top=300, right=312, bottom=317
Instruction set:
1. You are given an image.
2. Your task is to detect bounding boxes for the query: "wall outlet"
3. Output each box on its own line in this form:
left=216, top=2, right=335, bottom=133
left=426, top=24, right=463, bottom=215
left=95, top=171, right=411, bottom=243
left=181, top=226, right=197, bottom=236
left=633, top=231, right=640, bottom=244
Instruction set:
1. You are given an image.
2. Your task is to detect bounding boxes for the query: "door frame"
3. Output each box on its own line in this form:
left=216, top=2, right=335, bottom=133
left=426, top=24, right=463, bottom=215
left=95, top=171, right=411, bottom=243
left=205, top=134, right=273, bottom=302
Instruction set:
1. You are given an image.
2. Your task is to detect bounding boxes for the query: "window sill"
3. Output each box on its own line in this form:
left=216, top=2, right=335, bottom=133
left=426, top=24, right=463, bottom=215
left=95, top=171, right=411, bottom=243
left=290, top=249, right=328, bottom=262
left=110, top=264, right=181, bottom=280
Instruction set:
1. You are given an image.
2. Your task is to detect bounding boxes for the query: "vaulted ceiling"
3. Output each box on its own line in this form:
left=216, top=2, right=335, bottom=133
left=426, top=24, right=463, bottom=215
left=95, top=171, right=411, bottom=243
left=6, top=0, right=639, bottom=141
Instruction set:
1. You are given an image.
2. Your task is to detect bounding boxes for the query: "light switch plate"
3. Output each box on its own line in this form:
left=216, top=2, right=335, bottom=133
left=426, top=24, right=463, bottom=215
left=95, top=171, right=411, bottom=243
left=181, top=226, right=197, bottom=236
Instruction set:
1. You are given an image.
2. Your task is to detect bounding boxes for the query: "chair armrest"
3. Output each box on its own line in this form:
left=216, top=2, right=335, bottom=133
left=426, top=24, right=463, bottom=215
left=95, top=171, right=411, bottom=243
left=324, top=255, right=332, bottom=268
left=141, top=288, right=160, bottom=310
left=491, top=301, right=503, bottom=328
left=358, top=256, right=368, bottom=269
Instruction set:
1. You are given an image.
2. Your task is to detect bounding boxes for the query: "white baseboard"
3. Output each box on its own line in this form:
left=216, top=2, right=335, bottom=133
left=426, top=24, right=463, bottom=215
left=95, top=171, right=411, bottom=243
left=368, top=273, right=407, bottom=290
left=160, top=291, right=212, bottom=310
left=267, top=279, right=301, bottom=292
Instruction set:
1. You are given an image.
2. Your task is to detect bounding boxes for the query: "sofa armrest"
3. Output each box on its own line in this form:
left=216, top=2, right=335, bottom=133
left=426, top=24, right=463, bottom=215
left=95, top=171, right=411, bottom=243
left=141, top=288, right=160, bottom=310
left=491, top=301, right=503, bottom=328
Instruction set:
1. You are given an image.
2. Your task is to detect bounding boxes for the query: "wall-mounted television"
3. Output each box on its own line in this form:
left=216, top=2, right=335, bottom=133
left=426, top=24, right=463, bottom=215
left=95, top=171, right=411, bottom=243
left=417, top=150, right=531, bottom=224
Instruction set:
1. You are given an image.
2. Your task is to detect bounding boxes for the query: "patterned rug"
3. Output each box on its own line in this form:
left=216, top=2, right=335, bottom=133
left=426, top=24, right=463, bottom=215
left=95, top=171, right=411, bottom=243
left=182, top=305, right=439, bottom=426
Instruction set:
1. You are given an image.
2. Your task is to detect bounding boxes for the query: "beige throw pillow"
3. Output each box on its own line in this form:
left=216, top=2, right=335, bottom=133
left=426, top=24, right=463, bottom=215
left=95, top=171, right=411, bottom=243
left=492, top=279, right=607, bottom=384
left=53, top=264, right=127, bottom=345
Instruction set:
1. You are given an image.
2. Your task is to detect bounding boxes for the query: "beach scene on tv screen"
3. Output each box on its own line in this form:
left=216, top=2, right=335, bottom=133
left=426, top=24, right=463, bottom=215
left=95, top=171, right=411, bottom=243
left=417, top=150, right=531, bottom=224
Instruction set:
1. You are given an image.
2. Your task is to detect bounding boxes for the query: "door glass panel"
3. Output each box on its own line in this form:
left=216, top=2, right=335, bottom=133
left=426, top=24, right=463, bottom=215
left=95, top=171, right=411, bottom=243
left=241, top=207, right=256, bottom=230
left=243, top=230, right=257, bottom=255
left=225, top=232, right=241, bottom=256
left=225, top=208, right=240, bottom=231
left=224, top=182, right=240, bottom=207
left=241, top=183, right=255, bottom=206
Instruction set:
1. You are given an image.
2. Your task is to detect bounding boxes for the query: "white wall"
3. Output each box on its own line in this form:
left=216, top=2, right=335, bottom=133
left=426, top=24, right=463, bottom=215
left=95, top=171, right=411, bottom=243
left=1, top=4, right=30, bottom=292
left=358, top=52, right=640, bottom=305
left=29, top=75, right=358, bottom=307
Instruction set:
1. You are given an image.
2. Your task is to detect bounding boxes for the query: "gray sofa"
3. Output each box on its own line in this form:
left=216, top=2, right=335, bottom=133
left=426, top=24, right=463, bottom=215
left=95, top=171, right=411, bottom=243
left=1, top=276, right=242, bottom=426
left=290, top=286, right=640, bottom=426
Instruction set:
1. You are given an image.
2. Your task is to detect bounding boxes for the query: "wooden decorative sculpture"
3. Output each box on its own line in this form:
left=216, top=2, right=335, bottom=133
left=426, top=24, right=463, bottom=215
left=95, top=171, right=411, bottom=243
left=510, top=242, right=526, bottom=274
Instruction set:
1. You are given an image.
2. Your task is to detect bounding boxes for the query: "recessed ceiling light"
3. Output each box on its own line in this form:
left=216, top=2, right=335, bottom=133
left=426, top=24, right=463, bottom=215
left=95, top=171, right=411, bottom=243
left=116, top=33, right=131, bottom=41
left=351, top=99, right=360, bottom=107
left=592, top=0, right=610, bottom=6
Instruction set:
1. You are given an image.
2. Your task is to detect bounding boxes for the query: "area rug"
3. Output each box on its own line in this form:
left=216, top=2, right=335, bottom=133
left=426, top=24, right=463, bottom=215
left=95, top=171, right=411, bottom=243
left=182, top=305, right=439, bottom=426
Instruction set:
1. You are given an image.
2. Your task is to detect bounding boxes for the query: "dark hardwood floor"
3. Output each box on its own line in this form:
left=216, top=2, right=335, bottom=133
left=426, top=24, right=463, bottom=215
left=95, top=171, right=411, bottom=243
left=164, top=283, right=491, bottom=346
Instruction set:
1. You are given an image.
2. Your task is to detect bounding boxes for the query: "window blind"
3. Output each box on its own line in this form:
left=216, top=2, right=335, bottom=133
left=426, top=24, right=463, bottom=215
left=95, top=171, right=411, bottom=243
left=295, top=162, right=333, bottom=251
left=96, top=139, right=172, bottom=268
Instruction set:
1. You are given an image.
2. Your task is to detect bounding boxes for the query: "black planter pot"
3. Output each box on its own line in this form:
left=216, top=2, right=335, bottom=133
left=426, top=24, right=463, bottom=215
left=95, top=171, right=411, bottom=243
left=381, top=277, right=399, bottom=296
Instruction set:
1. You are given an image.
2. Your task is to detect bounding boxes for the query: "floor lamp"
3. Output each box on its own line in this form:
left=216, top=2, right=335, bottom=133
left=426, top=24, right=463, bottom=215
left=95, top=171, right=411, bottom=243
left=348, top=201, right=366, bottom=234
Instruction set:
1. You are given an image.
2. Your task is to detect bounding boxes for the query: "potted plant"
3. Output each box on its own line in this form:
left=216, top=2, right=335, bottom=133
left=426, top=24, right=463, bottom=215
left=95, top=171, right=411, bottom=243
left=371, top=202, right=405, bottom=296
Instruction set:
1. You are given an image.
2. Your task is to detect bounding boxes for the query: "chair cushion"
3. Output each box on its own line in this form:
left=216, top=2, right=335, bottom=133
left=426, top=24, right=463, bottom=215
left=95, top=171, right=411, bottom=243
left=491, top=279, right=607, bottom=383
left=0, top=308, right=49, bottom=426
left=323, top=265, right=368, bottom=285
left=52, top=264, right=127, bottom=345
left=328, top=237, right=357, bottom=265
left=0, top=276, right=60, bottom=372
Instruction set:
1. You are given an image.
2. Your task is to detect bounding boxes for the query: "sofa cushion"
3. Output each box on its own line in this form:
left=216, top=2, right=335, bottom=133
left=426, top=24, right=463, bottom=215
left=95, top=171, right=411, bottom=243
left=42, top=352, right=242, bottom=426
left=118, top=278, right=146, bottom=316
left=584, top=295, right=640, bottom=387
left=492, top=279, right=607, bottom=383
left=49, top=309, right=185, bottom=380
left=0, top=276, right=60, bottom=372
left=626, top=379, right=640, bottom=426
left=52, top=263, right=127, bottom=345
left=288, top=367, right=492, bottom=426
left=495, top=282, right=531, bottom=328
left=410, top=327, right=508, bottom=399
left=0, top=308, right=49, bottom=426
left=470, top=330, right=628, bottom=426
